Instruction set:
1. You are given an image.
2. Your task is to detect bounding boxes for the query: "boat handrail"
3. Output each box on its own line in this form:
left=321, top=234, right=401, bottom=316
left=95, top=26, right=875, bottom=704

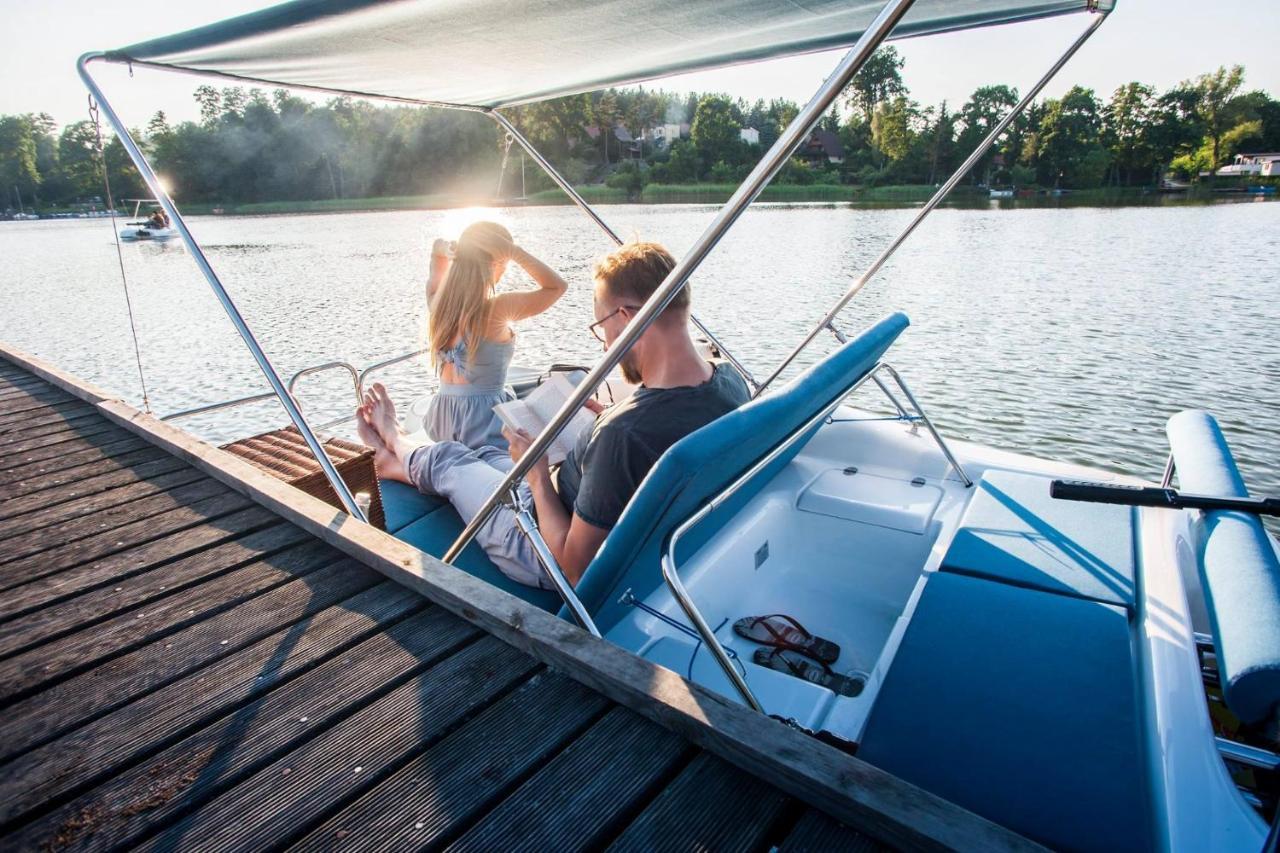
left=662, top=361, right=970, bottom=711
left=508, top=487, right=602, bottom=638
left=161, top=347, right=429, bottom=423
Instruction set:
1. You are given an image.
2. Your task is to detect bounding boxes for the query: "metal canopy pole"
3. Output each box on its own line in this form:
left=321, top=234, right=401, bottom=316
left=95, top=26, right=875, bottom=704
left=444, top=0, right=919, bottom=564
left=488, top=110, right=760, bottom=391
left=77, top=52, right=369, bottom=523
left=754, top=10, right=1110, bottom=396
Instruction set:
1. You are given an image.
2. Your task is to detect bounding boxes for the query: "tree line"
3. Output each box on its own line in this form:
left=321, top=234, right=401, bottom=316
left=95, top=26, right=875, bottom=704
left=1, top=53, right=1276, bottom=211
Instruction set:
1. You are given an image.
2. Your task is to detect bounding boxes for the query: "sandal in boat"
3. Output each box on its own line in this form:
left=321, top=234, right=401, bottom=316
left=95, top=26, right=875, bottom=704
left=752, top=648, right=864, bottom=697
left=733, top=613, right=840, bottom=664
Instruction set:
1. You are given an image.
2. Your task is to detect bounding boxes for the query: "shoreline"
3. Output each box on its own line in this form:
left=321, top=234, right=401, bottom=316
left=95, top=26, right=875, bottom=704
left=14, top=184, right=1275, bottom=219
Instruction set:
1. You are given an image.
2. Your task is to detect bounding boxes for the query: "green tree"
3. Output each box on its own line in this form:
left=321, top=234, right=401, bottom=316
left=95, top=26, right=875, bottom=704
left=592, top=91, right=620, bottom=165
left=194, top=86, right=221, bottom=127
left=923, top=102, right=957, bottom=184
left=1035, top=86, right=1106, bottom=188
left=690, top=95, right=742, bottom=174
left=1147, top=85, right=1202, bottom=182
left=1103, top=83, right=1156, bottom=185
left=1189, top=65, right=1245, bottom=175
left=0, top=115, right=40, bottom=206
left=871, top=97, right=918, bottom=165
left=842, top=46, right=906, bottom=126
left=957, top=85, right=1019, bottom=184
left=663, top=140, right=701, bottom=182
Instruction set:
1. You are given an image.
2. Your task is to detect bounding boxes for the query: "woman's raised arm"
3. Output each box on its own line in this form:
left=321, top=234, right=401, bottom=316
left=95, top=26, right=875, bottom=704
left=426, top=239, right=453, bottom=308
left=491, top=246, right=569, bottom=322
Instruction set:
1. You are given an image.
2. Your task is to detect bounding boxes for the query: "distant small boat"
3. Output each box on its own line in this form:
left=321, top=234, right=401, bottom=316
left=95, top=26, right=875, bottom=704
left=989, top=188, right=1014, bottom=199
left=119, top=199, right=178, bottom=242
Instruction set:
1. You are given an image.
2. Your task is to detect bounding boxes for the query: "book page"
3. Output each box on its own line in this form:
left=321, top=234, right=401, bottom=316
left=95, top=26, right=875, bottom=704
left=492, top=372, right=595, bottom=466
left=492, top=399, right=540, bottom=437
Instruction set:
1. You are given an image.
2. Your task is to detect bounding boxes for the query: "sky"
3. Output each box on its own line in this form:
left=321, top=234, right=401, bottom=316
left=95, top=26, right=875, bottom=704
left=1, top=0, right=1277, bottom=133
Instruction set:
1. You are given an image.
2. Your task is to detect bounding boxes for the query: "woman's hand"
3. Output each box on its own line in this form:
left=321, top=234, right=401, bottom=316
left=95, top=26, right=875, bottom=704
left=503, top=426, right=550, bottom=481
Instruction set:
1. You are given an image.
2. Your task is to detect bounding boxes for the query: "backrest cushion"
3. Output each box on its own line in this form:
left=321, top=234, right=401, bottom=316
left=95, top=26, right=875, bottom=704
left=568, top=312, right=910, bottom=632
left=1167, top=409, right=1280, bottom=724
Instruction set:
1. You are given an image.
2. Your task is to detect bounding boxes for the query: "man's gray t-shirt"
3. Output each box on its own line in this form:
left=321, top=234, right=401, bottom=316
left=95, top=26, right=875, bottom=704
left=553, top=362, right=749, bottom=529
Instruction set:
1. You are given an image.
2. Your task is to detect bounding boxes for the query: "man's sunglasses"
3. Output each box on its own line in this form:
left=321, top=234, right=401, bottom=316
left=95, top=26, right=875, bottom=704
left=588, top=305, right=642, bottom=343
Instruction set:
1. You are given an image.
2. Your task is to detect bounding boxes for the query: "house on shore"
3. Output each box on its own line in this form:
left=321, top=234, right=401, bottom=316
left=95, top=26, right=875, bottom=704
left=798, top=130, right=845, bottom=166
left=740, top=127, right=760, bottom=146
left=644, top=122, right=690, bottom=149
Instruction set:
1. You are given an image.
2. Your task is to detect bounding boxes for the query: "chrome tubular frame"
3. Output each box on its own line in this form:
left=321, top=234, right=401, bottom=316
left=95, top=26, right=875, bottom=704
left=1161, top=454, right=1176, bottom=488
left=78, top=52, right=368, bottom=523
left=443, top=0, right=920, bottom=564
left=488, top=111, right=760, bottom=392
left=508, top=488, right=602, bottom=637
left=663, top=360, right=966, bottom=710
left=288, top=360, right=362, bottom=405
left=357, top=347, right=430, bottom=391
left=755, top=10, right=1110, bottom=396
left=874, top=363, right=972, bottom=487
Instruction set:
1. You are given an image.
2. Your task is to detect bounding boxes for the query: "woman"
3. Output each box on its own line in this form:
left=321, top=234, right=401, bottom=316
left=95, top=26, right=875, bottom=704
left=424, top=221, right=567, bottom=450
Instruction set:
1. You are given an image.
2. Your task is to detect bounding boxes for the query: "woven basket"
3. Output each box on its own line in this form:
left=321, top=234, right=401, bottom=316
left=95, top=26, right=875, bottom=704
left=220, top=427, right=386, bottom=529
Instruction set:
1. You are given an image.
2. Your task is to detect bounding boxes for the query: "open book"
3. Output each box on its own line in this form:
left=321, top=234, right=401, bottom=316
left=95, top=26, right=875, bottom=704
left=493, top=372, right=596, bottom=465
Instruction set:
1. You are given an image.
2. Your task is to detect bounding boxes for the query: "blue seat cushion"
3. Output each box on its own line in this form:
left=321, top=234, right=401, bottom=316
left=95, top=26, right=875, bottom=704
left=381, top=479, right=446, bottom=534
left=941, top=469, right=1136, bottom=609
left=569, top=312, right=910, bottom=632
left=380, top=479, right=561, bottom=612
left=1167, top=410, right=1280, bottom=724
left=859, top=572, right=1151, bottom=852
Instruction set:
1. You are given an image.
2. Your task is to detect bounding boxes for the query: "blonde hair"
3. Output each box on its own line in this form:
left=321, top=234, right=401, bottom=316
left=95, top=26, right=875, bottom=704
left=429, top=221, right=512, bottom=370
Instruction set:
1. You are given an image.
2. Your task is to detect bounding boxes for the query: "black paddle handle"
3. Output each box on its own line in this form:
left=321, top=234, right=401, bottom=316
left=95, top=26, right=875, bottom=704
left=1050, top=479, right=1280, bottom=518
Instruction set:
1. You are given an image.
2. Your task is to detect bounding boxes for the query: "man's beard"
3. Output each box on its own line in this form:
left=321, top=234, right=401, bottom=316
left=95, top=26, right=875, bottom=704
left=620, top=350, right=642, bottom=385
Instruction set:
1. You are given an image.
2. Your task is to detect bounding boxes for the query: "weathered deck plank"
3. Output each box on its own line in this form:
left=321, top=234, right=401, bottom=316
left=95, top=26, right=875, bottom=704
left=0, top=353, right=1039, bottom=853
left=0, top=434, right=152, bottom=486
left=607, top=751, right=795, bottom=852
left=0, top=418, right=128, bottom=461
left=0, top=515, right=298, bottom=651
left=0, top=473, right=235, bottom=560
left=290, top=671, right=611, bottom=853
left=0, top=398, right=96, bottom=432
left=0, top=538, right=341, bottom=700
left=132, top=636, right=538, bottom=853
left=0, top=482, right=250, bottom=586
left=0, top=456, right=196, bottom=527
left=443, top=708, right=694, bottom=853
left=0, top=505, right=282, bottom=625
left=0, top=443, right=171, bottom=501
left=0, top=582, right=426, bottom=835
left=0, top=559, right=379, bottom=760
left=779, top=809, right=889, bottom=852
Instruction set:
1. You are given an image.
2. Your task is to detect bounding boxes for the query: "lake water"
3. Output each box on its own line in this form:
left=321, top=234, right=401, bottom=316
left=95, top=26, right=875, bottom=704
left=2, top=200, right=1277, bottom=519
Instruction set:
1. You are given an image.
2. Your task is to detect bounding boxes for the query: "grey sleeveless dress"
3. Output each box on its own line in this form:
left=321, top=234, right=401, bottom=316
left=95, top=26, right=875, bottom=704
left=424, top=335, right=516, bottom=451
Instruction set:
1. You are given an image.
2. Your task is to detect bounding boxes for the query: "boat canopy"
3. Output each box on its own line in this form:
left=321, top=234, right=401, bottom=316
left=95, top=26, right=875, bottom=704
left=107, top=0, right=1112, bottom=109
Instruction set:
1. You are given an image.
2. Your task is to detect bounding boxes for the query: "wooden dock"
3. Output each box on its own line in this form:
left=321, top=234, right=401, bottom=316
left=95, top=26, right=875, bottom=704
left=0, top=348, right=1036, bottom=852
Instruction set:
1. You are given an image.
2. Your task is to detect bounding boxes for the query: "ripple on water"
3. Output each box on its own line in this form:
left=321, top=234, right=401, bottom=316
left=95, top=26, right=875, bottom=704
left=1, top=202, right=1277, bottom=535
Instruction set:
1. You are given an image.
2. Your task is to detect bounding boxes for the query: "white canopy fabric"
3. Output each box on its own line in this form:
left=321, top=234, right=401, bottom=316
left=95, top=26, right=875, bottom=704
left=109, top=0, right=1112, bottom=109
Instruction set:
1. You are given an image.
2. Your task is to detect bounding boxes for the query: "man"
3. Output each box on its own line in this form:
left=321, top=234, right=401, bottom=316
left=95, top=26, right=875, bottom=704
left=356, top=241, right=748, bottom=590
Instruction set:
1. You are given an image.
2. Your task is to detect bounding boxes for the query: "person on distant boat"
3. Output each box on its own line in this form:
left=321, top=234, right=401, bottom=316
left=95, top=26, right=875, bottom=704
left=356, top=241, right=748, bottom=590
left=424, top=221, right=568, bottom=451
left=147, top=210, right=167, bottom=230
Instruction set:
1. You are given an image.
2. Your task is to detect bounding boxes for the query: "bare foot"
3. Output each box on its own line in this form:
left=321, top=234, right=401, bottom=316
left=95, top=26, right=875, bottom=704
left=355, top=403, right=411, bottom=484
left=364, top=382, right=403, bottom=446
